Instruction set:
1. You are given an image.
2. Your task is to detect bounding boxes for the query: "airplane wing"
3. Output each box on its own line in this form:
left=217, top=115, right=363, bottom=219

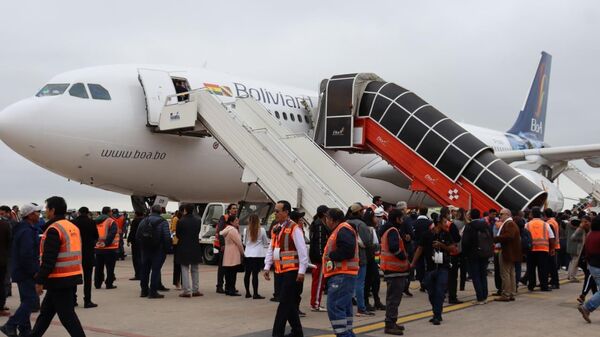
left=496, top=144, right=600, bottom=167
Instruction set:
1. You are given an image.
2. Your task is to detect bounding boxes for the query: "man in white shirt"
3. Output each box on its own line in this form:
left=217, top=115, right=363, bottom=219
left=264, top=200, right=308, bottom=337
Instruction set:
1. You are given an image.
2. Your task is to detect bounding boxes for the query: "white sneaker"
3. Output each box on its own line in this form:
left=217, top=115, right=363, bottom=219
left=475, top=300, right=487, bottom=305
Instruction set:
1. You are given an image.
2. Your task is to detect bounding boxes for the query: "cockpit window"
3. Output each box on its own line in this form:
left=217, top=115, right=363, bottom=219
left=69, top=83, right=88, bottom=99
left=87, top=84, right=111, bottom=100
left=36, top=83, right=69, bottom=97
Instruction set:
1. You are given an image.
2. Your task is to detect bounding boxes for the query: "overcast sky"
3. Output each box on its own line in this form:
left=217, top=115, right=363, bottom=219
left=1, top=0, right=599, bottom=211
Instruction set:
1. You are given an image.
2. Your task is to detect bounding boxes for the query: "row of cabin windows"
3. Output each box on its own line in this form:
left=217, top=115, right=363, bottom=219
left=36, top=83, right=111, bottom=100
left=273, top=110, right=311, bottom=124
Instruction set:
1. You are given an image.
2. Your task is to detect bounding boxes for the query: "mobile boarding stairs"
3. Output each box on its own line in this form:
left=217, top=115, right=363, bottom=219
left=141, top=72, right=547, bottom=218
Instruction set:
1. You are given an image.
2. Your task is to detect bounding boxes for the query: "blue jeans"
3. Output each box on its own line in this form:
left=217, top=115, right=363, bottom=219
left=584, top=265, right=600, bottom=312
left=469, top=257, right=489, bottom=302
left=141, top=249, right=165, bottom=294
left=327, top=274, right=357, bottom=337
left=354, top=265, right=367, bottom=312
left=5, top=278, right=36, bottom=334
left=424, top=268, right=448, bottom=320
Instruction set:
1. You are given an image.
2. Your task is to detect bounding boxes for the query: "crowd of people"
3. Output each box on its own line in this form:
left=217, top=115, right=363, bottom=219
left=0, top=195, right=599, bottom=337
left=264, top=197, right=600, bottom=336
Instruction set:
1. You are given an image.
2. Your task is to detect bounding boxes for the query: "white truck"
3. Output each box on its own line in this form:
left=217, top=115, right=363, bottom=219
left=197, top=201, right=274, bottom=264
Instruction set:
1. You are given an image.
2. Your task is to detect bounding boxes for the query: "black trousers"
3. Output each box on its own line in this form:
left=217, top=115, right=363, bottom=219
left=74, top=259, right=94, bottom=304
left=216, top=252, right=225, bottom=290
left=273, top=273, right=283, bottom=299
left=459, top=255, right=468, bottom=290
left=0, top=265, right=6, bottom=309
left=131, top=243, right=141, bottom=279
left=415, top=257, right=426, bottom=288
left=29, top=287, right=86, bottom=337
left=272, top=271, right=303, bottom=337
left=548, top=254, right=559, bottom=287
left=172, top=245, right=181, bottom=286
left=244, top=257, right=264, bottom=295
left=95, top=251, right=117, bottom=288
left=224, top=266, right=238, bottom=294
left=385, top=277, right=406, bottom=326
left=448, top=255, right=460, bottom=300
left=527, top=251, right=549, bottom=291
left=364, top=258, right=381, bottom=305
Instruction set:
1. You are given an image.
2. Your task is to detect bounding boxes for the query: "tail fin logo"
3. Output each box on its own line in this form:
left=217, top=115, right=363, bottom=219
left=530, top=118, right=543, bottom=134
left=535, top=64, right=547, bottom=119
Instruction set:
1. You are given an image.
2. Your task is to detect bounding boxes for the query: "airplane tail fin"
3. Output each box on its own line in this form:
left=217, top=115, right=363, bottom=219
left=507, top=51, right=552, bottom=143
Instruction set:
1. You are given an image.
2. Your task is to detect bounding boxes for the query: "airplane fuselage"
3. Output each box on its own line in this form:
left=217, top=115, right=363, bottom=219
left=0, top=65, right=563, bottom=209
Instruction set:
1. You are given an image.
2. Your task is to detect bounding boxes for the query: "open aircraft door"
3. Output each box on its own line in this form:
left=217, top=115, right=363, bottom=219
left=138, top=68, right=178, bottom=127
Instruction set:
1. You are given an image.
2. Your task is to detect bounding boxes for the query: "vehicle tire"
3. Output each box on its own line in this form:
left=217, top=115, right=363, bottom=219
left=202, top=245, right=217, bottom=265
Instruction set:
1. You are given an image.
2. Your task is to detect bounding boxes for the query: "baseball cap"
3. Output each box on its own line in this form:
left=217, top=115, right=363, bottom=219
left=290, top=209, right=306, bottom=221
left=316, top=205, right=329, bottom=215
left=349, top=202, right=364, bottom=214
left=21, top=203, right=42, bottom=217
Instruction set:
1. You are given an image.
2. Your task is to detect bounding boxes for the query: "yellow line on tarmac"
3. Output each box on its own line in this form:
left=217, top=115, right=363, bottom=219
left=313, top=276, right=581, bottom=337
left=314, top=301, right=475, bottom=337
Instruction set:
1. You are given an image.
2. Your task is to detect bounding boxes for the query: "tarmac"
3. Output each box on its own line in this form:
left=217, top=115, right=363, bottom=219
left=1, top=250, right=597, bottom=337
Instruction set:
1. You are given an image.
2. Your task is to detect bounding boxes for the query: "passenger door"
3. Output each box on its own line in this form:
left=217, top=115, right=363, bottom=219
left=138, top=68, right=177, bottom=126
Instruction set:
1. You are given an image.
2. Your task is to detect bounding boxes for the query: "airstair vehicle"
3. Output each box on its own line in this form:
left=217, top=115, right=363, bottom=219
left=138, top=69, right=547, bottom=215
left=139, top=71, right=373, bottom=219
left=314, top=73, right=547, bottom=212
left=562, top=164, right=600, bottom=202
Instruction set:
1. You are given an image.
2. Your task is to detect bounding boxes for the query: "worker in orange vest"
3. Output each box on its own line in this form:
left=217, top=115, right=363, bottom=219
left=111, top=208, right=127, bottom=260
left=322, top=208, right=359, bottom=337
left=525, top=207, right=556, bottom=292
left=29, top=196, right=85, bottom=337
left=94, top=207, right=119, bottom=290
left=379, top=209, right=410, bottom=335
left=264, top=200, right=308, bottom=337
left=545, top=208, right=561, bottom=289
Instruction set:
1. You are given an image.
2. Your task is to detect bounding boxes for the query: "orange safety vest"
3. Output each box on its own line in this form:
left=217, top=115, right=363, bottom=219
left=213, top=214, right=229, bottom=249
left=96, top=218, right=119, bottom=250
left=380, top=227, right=410, bottom=273
left=271, top=220, right=300, bottom=274
left=547, top=218, right=560, bottom=249
left=113, top=215, right=125, bottom=234
left=528, top=219, right=550, bottom=252
left=40, top=220, right=83, bottom=278
left=322, top=222, right=359, bottom=278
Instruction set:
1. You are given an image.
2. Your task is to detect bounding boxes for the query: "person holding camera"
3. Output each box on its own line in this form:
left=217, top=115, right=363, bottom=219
left=411, top=213, right=456, bottom=325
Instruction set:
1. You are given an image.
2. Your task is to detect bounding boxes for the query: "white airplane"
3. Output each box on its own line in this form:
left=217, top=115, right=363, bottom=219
left=1, top=52, right=598, bottom=211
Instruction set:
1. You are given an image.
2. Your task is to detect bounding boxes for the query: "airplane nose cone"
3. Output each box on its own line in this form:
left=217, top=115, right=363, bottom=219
left=0, top=98, right=42, bottom=153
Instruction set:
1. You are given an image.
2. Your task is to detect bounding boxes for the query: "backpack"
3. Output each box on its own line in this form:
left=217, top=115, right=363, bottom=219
left=139, top=217, right=162, bottom=249
left=520, top=228, right=532, bottom=252
left=476, top=227, right=494, bottom=258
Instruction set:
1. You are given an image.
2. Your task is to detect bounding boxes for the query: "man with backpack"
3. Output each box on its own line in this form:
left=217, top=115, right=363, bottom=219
left=461, top=209, right=494, bottom=304
left=136, top=205, right=172, bottom=299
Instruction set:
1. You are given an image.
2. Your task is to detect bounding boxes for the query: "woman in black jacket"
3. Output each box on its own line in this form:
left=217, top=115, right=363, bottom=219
left=308, top=205, right=329, bottom=311
left=175, top=204, right=203, bottom=297
left=363, top=208, right=385, bottom=311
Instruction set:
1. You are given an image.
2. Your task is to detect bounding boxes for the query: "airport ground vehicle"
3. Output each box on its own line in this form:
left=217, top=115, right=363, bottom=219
left=196, top=201, right=273, bottom=264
